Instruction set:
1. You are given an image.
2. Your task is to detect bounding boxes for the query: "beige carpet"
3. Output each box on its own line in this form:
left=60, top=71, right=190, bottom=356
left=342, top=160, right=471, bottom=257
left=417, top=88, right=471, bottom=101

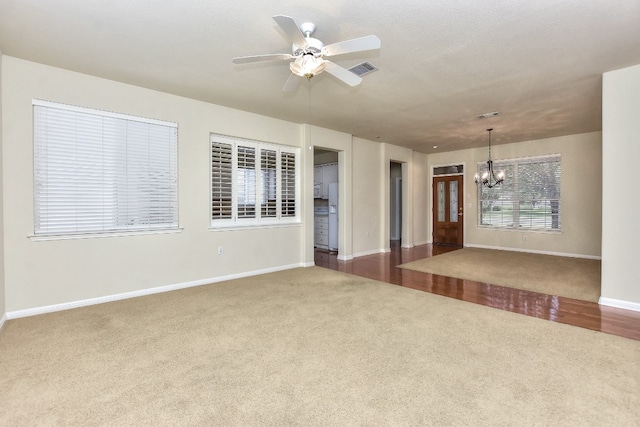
left=1, top=267, right=637, bottom=426
left=399, top=247, right=601, bottom=303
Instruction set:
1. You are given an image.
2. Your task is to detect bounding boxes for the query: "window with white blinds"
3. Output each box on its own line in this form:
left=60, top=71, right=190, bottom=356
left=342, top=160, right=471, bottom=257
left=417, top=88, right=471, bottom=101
left=210, top=134, right=299, bottom=227
left=477, top=154, right=561, bottom=231
left=33, top=100, right=178, bottom=236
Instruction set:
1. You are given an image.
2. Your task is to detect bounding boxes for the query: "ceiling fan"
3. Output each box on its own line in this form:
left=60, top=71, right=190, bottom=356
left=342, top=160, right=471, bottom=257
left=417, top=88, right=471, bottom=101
left=232, top=15, right=381, bottom=91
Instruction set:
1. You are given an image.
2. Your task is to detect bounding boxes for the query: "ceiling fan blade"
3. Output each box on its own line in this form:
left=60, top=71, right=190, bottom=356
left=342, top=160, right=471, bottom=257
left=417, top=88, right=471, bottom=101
left=272, top=15, right=307, bottom=47
left=323, top=35, right=381, bottom=57
left=323, top=61, right=363, bottom=87
left=232, top=53, right=294, bottom=64
left=282, top=73, right=301, bottom=92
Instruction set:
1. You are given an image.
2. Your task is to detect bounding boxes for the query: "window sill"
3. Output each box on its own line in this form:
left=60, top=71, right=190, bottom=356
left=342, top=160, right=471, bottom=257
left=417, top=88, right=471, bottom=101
left=29, top=228, right=183, bottom=241
left=209, top=221, right=302, bottom=232
left=476, top=226, right=562, bottom=234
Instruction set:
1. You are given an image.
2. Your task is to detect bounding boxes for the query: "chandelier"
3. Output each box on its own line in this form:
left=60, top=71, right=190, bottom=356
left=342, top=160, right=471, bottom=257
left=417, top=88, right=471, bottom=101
left=474, top=128, right=505, bottom=188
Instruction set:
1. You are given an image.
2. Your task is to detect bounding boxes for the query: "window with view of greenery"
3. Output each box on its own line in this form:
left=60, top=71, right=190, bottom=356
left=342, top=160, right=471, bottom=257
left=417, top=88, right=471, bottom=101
left=477, top=154, right=561, bottom=231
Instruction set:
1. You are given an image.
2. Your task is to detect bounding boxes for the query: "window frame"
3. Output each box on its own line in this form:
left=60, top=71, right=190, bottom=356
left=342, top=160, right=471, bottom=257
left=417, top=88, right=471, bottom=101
left=476, top=154, right=561, bottom=232
left=210, top=133, right=300, bottom=229
left=32, top=99, right=179, bottom=239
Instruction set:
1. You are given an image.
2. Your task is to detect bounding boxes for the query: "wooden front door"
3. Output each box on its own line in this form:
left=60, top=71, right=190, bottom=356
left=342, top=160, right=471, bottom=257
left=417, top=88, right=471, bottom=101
left=432, top=175, right=464, bottom=246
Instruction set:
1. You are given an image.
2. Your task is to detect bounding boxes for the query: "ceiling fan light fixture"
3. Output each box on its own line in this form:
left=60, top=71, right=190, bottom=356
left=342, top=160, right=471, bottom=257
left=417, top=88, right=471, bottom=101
left=232, top=15, right=380, bottom=89
left=290, top=54, right=326, bottom=79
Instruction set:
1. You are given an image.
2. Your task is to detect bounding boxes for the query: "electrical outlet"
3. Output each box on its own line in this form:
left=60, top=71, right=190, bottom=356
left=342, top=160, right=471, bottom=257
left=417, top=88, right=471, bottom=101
left=218, top=246, right=224, bottom=255
left=523, top=235, right=528, bottom=241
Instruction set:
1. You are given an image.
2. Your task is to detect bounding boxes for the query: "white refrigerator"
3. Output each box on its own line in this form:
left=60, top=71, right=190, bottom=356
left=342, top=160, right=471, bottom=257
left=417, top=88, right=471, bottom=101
left=328, top=182, right=339, bottom=251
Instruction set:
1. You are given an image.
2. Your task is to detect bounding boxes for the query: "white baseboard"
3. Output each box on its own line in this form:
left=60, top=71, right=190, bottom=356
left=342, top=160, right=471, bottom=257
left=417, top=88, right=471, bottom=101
left=401, top=243, right=415, bottom=249
left=6, top=262, right=306, bottom=320
left=0, top=313, right=7, bottom=332
left=414, top=240, right=429, bottom=246
left=352, top=248, right=387, bottom=258
left=464, top=244, right=601, bottom=260
left=598, top=297, right=640, bottom=313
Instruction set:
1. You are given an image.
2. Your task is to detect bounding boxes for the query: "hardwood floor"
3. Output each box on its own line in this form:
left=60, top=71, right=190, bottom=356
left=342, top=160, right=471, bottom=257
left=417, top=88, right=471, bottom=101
left=314, top=243, right=640, bottom=341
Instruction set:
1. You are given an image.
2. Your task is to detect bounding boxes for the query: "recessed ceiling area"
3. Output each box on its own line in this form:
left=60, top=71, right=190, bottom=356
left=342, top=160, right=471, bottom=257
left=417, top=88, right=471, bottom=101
left=1, top=0, right=639, bottom=153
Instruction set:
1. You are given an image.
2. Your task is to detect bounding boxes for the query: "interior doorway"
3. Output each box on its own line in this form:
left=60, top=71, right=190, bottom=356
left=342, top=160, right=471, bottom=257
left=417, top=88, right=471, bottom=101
left=390, top=161, right=402, bottom=243
left=314, top=148, right=339, bottom=253
left=432, top=165, right=464, bottom=246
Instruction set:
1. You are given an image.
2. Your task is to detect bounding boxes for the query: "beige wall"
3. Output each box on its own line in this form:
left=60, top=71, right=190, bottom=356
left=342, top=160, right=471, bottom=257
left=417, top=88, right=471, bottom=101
left=382, top=143, right=414, bottom=249
left=602, top=64, right=640, bottom=307
left=0, top=51, right=5, bottom=323
left=1, top=56, right=431, bottom=314
left=427, top=132, right=602, bottom=258
left=412, top=151, right=429, bottom=245
left=2, top=56, right=306, bottom=312
left=352, top=137, right=383, bottom=256
left=351, top=139, right=428, bottom=255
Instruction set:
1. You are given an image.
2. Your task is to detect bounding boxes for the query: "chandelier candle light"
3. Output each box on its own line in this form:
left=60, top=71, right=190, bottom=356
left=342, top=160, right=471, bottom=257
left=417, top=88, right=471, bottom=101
left=475, top=128, right=505, bottom=188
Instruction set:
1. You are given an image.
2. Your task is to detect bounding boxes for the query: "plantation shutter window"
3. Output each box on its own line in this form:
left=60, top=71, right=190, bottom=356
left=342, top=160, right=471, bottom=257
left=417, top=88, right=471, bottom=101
left=210, top=134, right=299, bottom=227
left=211, top=142, right=233, bottom=220
left=281, top=151, right=296, bottom=217
left=237, top=145, right=257, bottom=219
left=261, top=149, right=277, bottom=218
left=477, top=154, right=561, bottom=231
left=33, top=100, right=178, bottom=236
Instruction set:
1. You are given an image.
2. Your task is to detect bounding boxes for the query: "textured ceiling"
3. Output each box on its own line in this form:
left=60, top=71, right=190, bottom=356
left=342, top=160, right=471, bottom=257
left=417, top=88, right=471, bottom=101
left=1, top=0, right=639, bottom=153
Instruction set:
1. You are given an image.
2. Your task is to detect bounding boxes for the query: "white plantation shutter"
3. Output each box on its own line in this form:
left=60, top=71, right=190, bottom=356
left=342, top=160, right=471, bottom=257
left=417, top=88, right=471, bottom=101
left=211, top=141, right=233, bottom=219
left=33, top=100, right=178, bottom=236
left=281, top=151, right=296, bottom=217
left=210, top=134, right=299, bottom=226
left=237, top=145, right=257, bottom=218
left=261, top=149, right=277, bottom=218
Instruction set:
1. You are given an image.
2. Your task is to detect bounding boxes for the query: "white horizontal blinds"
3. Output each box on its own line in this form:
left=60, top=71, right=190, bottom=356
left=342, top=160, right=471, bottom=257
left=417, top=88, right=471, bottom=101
left=211, top=141, right=233, bottom=220
left=261, top=149, right=277, bottom=218
left=124, top=121, right=178, bottom=228
left=478, top=155, right=561, bottom=231
left=478, top=163, right=516, bottom=228
left=33, top=102, right=178, bottom=235
left=516, top=157, right=561, bottom=229
left=281, top=151, right=296, bottom=217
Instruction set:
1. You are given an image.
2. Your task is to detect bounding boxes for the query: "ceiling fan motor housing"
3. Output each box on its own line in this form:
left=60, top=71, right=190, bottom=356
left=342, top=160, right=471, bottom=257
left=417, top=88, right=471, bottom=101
left=293, top=37, right=323, bottom=57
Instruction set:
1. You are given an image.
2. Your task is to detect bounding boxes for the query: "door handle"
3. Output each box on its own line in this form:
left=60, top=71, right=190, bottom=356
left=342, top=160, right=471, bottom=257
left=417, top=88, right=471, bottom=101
left=458, top=213, right=463, bottom=216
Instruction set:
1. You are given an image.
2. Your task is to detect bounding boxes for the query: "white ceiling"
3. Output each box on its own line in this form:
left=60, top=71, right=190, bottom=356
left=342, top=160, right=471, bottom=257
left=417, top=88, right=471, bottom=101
left=1, top=0, right=639, bottom=153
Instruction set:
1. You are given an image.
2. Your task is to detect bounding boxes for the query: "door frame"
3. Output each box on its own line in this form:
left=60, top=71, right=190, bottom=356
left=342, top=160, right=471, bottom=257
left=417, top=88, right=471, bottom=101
left=389, top=160, right=410, bottom=248
left=430, top=163, right=466, bottom=247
